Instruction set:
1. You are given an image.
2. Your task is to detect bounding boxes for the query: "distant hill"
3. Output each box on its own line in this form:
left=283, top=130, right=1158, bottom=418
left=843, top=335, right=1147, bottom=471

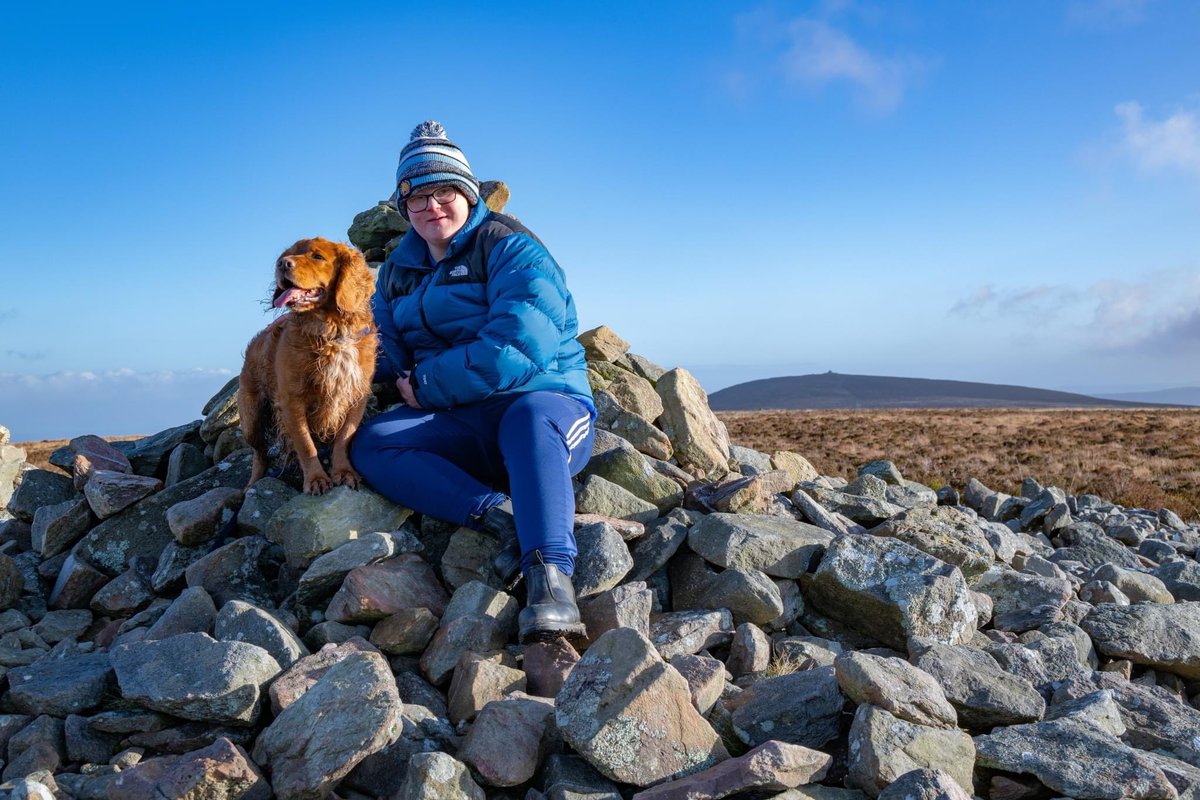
left=707, top=372, right=1180, bottom=410
left=1091, top=387, right=1200, bottom=406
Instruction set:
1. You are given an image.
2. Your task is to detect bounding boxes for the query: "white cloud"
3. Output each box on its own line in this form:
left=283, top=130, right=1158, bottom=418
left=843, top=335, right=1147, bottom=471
left=1068, top=0, right=1154, bottom=27
left=1115, top=101, right=1200, bottom=177
left=730, top=5, right=926, bottom=113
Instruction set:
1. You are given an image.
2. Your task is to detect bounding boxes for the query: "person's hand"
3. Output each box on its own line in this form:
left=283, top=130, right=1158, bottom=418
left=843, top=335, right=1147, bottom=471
left=397, top=371, right=422, bottom=408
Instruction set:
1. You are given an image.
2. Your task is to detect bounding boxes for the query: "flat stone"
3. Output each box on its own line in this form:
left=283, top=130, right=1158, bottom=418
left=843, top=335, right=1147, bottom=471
left=687, top=513, right=832, bottom=578
left=459, top=694, right=557, bottom=787
left=296, top=531, right=396, bottom=604
left=325, top=553, right=449, bottom=624
left=730, top=666, right=844, bottom=750
left=846, top=704, right=976, bottom=798
left=810, top=487, right=905, bottom=527
left=214, top=600, right=308, bottom=669
left=913, top=641, right=1045, bottom=729
left=582, top=442, right=682, bottom=512
left=420, top=614, right=508, bottom=686
left=876, top=768, right=973, bottom=800
left=164, top=442, right=210, bottom=487
left=628, top=513, right=692, bottom=582
left=556, top=627, right=729, bottom=786
left=579, top=326, right=630, bottom=362
left=610, top=410, right=673, bottom=460
left=1082, top=602, right=1200, bottom=680
left=447, top=652, right=526, bottom=724
left=440, top=526, right=503, bottom=590
left=523, top=638, right=580, bottom=698
left=631, top=740, right=832, bottom=800
left=112, top=632, right=281, bottom=723
left=1051, top=522, right=1142, bottom=570
left=656, top=368, right=731, bottom=480
left=1154, top=560, right=1200, bottom=602
left=31, top=498, right=93, bottom=558
left=146, top=586, right=217, bottom=640
left=574, top=474, right=660, bottom=523
left=48, top=554, right=109, bottom=610
left=150, top=540, right=206, bottom=594
left=726, top=622, right=772, bottom=678
left=90, top=560, right=155, bottom=617
left=1092, top=563, right=1175, bottom=604
left=253, top=649, right=402, bottom=800
left=578, top=581, right=652, bottom=651
left=121, top=421, right=203, bottom=477
left=83, top=470, right=163, bottom=519
left=369, top=607, right=439, bottom=655
left=973, top=566, right=1073, bottom=632
left=398, top=751, right=485, bottom=800
left=33, top=608, right=92, bottom=643
left=834, top=651, right=958, bottom=729
left=184, top=535, right=274, bottom=608
left=573, top=521, right=634, bottom=597
left=236, top=477, right=297, bottom=537
left=265, top=485, right=410, bottom=568
left=6, top=469, right=75, bottom=523
left=702, top=567, right=784, bottom=626
left=669, top=653, right=726, bottom=715
left=650, top=609, right=734, bottom=660
left=7, top=651, right=114, bottom=716
left=868, top=506, right=995, bottom=578
left=268, top=637, right=378, bottom=715
left=166, top=486, right=243, bottom=547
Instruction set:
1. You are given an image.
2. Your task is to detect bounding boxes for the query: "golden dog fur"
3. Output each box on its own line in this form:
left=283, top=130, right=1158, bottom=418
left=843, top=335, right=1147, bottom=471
left=238, top=237, right=377, bottom=494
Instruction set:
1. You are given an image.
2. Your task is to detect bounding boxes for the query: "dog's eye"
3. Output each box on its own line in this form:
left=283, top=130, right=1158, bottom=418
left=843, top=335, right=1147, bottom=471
left=311, top=252, right=326, bottom=261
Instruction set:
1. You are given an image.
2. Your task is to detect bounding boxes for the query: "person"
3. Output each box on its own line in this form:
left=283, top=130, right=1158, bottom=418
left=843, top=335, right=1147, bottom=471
left=350, top=120, right=595, bottom=643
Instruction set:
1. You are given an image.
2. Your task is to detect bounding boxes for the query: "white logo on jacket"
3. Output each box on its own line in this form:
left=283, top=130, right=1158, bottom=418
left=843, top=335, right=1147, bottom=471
left=449, top=265, right=468, bottom=278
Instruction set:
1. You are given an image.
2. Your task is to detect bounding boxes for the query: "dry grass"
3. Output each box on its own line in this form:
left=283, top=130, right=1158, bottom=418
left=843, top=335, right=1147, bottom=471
left=718, top=408, right=1200, bottom=522
left=12, top=436, right=144, bottom=471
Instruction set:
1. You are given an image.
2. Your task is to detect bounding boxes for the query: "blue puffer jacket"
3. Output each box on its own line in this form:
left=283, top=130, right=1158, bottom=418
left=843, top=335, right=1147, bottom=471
left=372, top=199, right=594, bottom=413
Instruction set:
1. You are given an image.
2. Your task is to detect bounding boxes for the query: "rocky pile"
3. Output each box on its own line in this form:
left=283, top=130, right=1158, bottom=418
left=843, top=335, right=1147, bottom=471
left=1, top=201, right=1199, bottom=800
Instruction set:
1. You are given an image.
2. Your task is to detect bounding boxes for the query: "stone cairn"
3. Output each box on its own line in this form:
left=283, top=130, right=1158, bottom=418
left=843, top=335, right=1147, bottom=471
left=0, top=192, right=1198, bottom=800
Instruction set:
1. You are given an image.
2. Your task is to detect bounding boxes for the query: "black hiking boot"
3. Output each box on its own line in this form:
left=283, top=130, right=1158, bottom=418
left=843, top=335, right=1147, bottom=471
left=477, top=499, right=522, bottom=591
left=518, top=553, right=587, bottom=644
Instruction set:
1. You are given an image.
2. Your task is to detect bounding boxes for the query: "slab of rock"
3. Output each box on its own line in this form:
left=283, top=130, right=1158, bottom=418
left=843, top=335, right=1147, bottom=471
left=670, top=653, right=726, bottom=715
left=112, top=632, right=281, bottom=723
left=325, top=553, right=449, bottom=624
left=420, top=614, right=509, bottom=686
left=370, top=607, right=439, bottom=655
left=651, top=609, right=734, bottom=660
left=214, top=600, right=308, bottom=669
left=631, top=740, right=832, bottom=800
left=730, top=666, right=844, bottom=749
left=1051, top=522, right=1142, bottom=570
left=6, top=469, right=75, bottom=522
left=702, top=566, right=785, bottom=626
left=810, top=486, right=905, bottom=527
left=556, top=627, right=729, bottom=786
left=573, top=521, right=634, bottom=596
left=984, top=636, right=1086, bottom=696
left=165, top=441, right=210, bottom=487
left=397, top=751, right=486, bottom=800
left=575, top=474, right=660, bottom=523
left=913, top=641, right=1045, bottom=729
left=82, top=470, right=163, bottom=519
left=876, top=768, right=973, bottom=800
left=972, top=567, right=1073, bottom=632
left=834, top=651, right=957, bottom=729
left=629, top=514, right=693, bottom=581
left=121, top=420, right=203, bottom=476
left=459, top=694, right=558, bottom=787
left=846, top=704, right=976, bottom=799
left=31, top=498, right=93, bottom=558
left=253, top=649, right=402, bottom=800
left=146, top=586, right=217, bottom=640
left=104, top=736, right=269, bottom=800
left=184, top=535, right=274, bottom=609
left=47, top=553, right=109, bottom=609
left=236, top=477, right=297, bottom=537
left=579, top=581, right=652, bottom=649
left=447, top=653, right=526, bottom=724
left=295, top=531, right=396, bottom=603
left=268, top=637, right=377, bottom=715
left=688, top=513, right=832, bottom=578
left=266, top=485, right=411, bottom=568
left=610, top=410, right=673, bottom=459
left=523, top=638, right=580, bottom=698
left=76, top=451, right=251, bottom=574
left=726, top=622, right=772, bottom=678
left=656, top=368, right=731, bottom=480
left=973, top=716, right=1177, bottom=800
left=584, top=436, right=683, bottom=511
left=806, top=534, right=977, bottom=651
left=1154, top=560, right=1200, bottom=602
left=1081, top=602, right=1200, bottom=680
left=580, top=325, right=630, bottom=362
left=868, top=506, right=995, bottom=578
left=166, top=486, right=243, bottom=547
left=440, top=526, right=503, bottom=590
left=7, top=651, right=114, bottom=717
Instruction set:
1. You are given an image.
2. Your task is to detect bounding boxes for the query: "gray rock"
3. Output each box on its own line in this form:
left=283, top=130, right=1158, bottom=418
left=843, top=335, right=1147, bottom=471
left=103, top=736, right=269, bottom=800
left=984, top=636, right=1087, bottom=696
left=582, top=443, right=682, bottom=512
left=971, top=566, right=1073, bottom=632
left=1045, top=688, right=1126, bottom=736
left=810, top=487, right=905, bottom=527
left=420, top=614, right=508, bottom=686
left=702, top=567, right=784, bottom=626
left=846, top=705, right=976, bottom=799
left=253, top=649, right=402, bottom=799
left=1154, top=560, right=1200, bottom=602
left=236, top=477, right=298, bottom=537
left=973, top=716, right=1176, bottom=800
left=266, top=486, right=411, bottom=568
left=214, top=600, right=308, bottom=669
left=150, top=540, right=207, bottom=593
left=555, top=627, right=729, bottom=786
left=83, top=470, right=163, bottom=519
left=165, top=486, right=243, bottom=547
left=578, top=581, right=652, bottom=650
left=1051, top=522, right=1142, bottom=570
left=296, top=531, right=396, bottom=604
left=398, top=752, right=485, bottom=800
left=806, top=534, right=977, bottom=651
left=726, top=622, right=772, bottom=679
left=31, top=498, right=93, bottom=558
left=348, top=201, right=410, bottom=250
left=628, top=514, right=691, bottom=582
left=573, top=521, right=634, bottom=597
left=325, top=553, right=449, bottom=624
left=650, top=609, right=734, bottom=660
left=447, top=652, right=526, bottom=723
left=146, top=586, right=217, bottom=640
left=630, top=740, right=833, bottom=800
left=164, top=441, right=209, bottom=487
left=574, top=474, right=660, bottom=523
left=1020, top=486, right=1068, bottom=529
left=834, top=651, right=957, bottom=729
left=7, top=652, right=114, bottom=716
left=687, top=513, right=832, bottom=578
left=669, top=653, right=726, bottom=715
left=867, top=506, right=995, bottom=578
left=47, top=553, right=108, bottom=609
left=656, top=368, right=731, bottom=480
left=459, top=694, right=557, bottom=787
left=112, top=632, right=281, bottom=723
left=32, top=608, right=92, bottom=642
left=1082, top=602, right=1200, bottom=679
left=440, top=526, right=503, bottom=591
left=184, top=535, right=274, bottom=609
left=0, top=553, right=23, bottom=610
left=440, top=580, right=518, bottom=630
left=6, top=469, right=74, bottom=523
left=75, top=451, right=252, bottom=574
left=122, top=421, right=203, bottom=477
left=876, top=768, right=973, bottom=800
left=90, top=560, right=155, bottom=616
left=730, top=666, right=844, bottom=749
left=913, top=641, right=1045, bottom=729
left=370, top=608, right=439, bottom=655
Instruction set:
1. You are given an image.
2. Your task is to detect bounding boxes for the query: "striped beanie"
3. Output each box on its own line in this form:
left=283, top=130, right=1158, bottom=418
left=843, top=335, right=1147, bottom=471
left=393, top=120, right=480, bottom=217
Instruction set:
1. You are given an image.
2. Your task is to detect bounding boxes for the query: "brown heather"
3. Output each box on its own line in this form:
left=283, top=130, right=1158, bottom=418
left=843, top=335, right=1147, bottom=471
left=717, top=408, right=1200, bottom=522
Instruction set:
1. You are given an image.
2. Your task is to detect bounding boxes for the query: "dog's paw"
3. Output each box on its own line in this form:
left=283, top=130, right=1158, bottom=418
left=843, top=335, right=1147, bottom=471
left=332, top=467, right=361, bottom=490
left=304, top=472, right=333, bottom=495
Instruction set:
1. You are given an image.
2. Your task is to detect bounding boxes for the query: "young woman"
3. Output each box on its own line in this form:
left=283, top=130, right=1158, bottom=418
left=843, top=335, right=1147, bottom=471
left=351, top=121, right=595, bottom=643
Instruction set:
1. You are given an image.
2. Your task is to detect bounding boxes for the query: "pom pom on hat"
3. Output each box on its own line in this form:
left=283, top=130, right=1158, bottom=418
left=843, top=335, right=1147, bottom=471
left=394, top=120, right=480, bottom=217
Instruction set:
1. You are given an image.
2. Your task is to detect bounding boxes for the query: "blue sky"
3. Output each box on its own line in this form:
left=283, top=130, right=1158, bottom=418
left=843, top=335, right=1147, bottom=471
left=2, top=0, right=1198, bottom=440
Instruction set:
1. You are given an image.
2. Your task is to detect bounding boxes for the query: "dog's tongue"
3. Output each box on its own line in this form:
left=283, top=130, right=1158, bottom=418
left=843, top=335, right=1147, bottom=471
left=273, top=288, right=307, bottom=309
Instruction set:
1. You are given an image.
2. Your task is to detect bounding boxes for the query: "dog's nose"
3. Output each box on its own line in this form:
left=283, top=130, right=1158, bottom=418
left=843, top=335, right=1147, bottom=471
left=277, top=256, right=293, bottom=270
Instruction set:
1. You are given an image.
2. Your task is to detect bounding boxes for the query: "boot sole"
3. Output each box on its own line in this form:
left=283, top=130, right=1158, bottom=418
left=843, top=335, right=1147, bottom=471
left=519, top=622, right=588, bottom=646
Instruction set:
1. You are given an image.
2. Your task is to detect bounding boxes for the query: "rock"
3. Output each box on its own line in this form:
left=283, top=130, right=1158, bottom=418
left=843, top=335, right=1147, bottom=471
left=112, top=632, right=281, bottom=723
left=628, top=514, right=692, bottom=581
left=0, top=553, right=25, bottom=610
left=670, top=653, right=726, bottom=715
left=82, top=470, right=163, bottom=518
left=31, top=498, right=93, bottom=558
left=973, top=716, right=1176, bottom=800
left=236, top=477, right=298, bottom=537
left=295, top=530, right=396, bottom=603
left=34, top=608, right=92, bottom=642
left=630, top=740, right=832, bottom=800
left=7, top=651, right=114, bottom=717
left=846, top=705, right=976, bottom=798
left=556, top=627, right=729, bottom=786
left=166, top=487, right=243, bottom=547
left=651, top=609, right=734, bottom=660
left=1052, top=522, right=1142, bottom=570
left=791, top=488, right=864, bottom=537
left=578, top=326, right=630, bottom=362
left=76, top=451, right=252, bottom=574
left=214, top=600, right=308, bottom=669
left=1154, top=560, right=1200, bottom=602
left=875, top=768, right=973, bottom=800
left=123, top=421, right=203, bottom=476
left=687, top=512, right=832, bottom=578
left=773, top=451, right=819, bottom=485
left=184, top=535, right=274, bottom=609
left=834, top=651, right=957, bottom=729
left=252, top=650, right=402, bottom=800
left=656, top=368, right=731, bottom=480
left=575, top=474, right=660, bottom=523
left=348, top=201, right=409, bottom=250
left=268, top=637, right=378, bottom=715
left=584, top=443, right=683, bottom=513
left=913, top=641, right=1046, bottom=729
left=1082, top=602, right=1200, bottom=679
left=867, top=506, right=995, bottom=578
left=104, top=736, right=269, bottom=800
left=578, top=581, right=652, bottom=649
left=370, top=607, right=439, bottom=655
left=726, top=622, right=772, bottom=678
left=325, top=553, right=450, bottom=624
left=701, top=567, right=784, bottom=626
left=610, top=410, right=673, bottom=459
left=420, top=614, right=509, bottom=686
left=150, top=541, right=206, bottom=593
left=90, top=559, right=155, bottom=616
left=146, top=586, right=217, bottom=640
left=972, top=567, right=1073, bottom=632
left=984, top=636, right=1086, bottom=696
left=398, top=751, right=485, bottom=800
left=447, top=652, right=526, bottom=724
left=806, top=534, right=977, bottom=651
left=730, top=666, right=844, bottom=749
left=1091, top=563, right=1175, bottom=604
left=440, top=526, right=503, bottom=590
left=48, top=553, right=109, bottom=609
left=459, top=694, right=557, bottom=786
left=266, top=486, right=411, bottom=568
left=1044, top=688, right=1126, bottom=736
left=809, top=486, right=905, bottom=527
left=164, top=441, right=210, bottom=487
left=606, top=370, right=665, bottom=422
left=523, top=638, right=580, bottom=698
left=573, top=521, right=634, bottom=596
left=7, top=469, right=74, bottom=523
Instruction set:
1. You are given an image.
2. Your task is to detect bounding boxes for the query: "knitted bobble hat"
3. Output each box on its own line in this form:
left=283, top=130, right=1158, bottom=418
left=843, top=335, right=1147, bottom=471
left=393, top=120, right=480, bottom=218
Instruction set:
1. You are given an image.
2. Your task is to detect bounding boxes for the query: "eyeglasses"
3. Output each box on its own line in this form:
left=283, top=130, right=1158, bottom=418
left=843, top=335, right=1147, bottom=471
left=404, top=186, right=459, bottom=213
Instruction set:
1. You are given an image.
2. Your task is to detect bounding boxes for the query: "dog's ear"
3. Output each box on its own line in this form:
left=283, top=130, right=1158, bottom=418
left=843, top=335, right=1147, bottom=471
left=332, top=243, right=374, bottom=316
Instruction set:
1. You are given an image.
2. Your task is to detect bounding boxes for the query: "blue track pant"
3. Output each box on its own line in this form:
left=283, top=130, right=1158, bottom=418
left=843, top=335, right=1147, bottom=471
left=349, top=391, right=595, bottom=575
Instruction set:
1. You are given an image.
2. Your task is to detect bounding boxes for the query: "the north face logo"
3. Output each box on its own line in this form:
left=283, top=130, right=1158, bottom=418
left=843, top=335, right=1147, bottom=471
left=449, top=265, right=468, bottom=278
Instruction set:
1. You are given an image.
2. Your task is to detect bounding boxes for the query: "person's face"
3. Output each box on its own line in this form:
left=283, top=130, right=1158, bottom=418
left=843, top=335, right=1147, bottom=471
left=406, top=186, right=470, bottom=252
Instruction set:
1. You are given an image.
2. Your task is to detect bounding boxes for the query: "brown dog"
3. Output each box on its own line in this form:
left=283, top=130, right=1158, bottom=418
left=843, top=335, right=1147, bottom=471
left=238, top=237, right=377, bottom=494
